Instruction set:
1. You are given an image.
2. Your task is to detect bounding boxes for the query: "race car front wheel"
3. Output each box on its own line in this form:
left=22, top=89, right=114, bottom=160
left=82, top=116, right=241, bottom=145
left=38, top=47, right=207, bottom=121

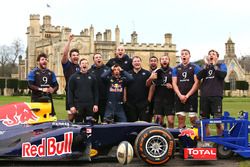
left=134, top=126, right=175, bottom=165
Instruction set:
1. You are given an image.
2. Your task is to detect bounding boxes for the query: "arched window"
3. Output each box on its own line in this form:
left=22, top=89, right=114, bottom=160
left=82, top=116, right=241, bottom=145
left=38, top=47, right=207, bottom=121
left=229, top=71, right=237, bottom=90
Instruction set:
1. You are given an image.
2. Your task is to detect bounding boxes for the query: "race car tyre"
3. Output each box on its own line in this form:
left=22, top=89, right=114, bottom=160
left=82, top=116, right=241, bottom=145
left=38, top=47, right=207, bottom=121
left=216, top=144, right=233, bottom=159
left=134, top=126, right=175, bottom=165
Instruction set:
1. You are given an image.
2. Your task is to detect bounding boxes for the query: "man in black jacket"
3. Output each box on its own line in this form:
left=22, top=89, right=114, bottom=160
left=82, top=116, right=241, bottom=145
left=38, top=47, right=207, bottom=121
left=106, top=45, right=133, bottom=71
left=89, top=53, right=109, bottom=122
left=68, top=58, right=99, bottom=123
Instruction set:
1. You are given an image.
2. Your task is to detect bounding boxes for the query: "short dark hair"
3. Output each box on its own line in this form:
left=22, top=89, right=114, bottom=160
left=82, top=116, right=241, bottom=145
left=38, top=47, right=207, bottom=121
left=93, top=52, right=102, bottom=60
left=79, top=58, right=88, bottom=64
left=149, top=55, right=158, bottom=61
left=208, top=49, right=219, bottom=57
left=132, top=55, right=141, bottom=61
left=69, top=48, right=79, bottom=57
left=181, top=49, right=190, bottom=55
left=37, top=53, right=48, bottom=61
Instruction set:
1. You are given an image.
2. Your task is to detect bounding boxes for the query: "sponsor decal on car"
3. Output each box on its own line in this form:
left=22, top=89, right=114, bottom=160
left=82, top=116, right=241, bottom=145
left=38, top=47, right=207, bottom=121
left=184, top=148, right=217, bottom=160
left=22, top=132, right=73, bottom=157
left=0, top=103, right=38, bottom=127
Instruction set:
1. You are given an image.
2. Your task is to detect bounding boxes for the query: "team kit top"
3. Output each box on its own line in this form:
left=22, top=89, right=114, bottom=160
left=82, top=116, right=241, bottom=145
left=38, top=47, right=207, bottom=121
left=197, top=63, right=227, bottom=97
left=153, top=67, right=175, bottom=104
left=28, top=67, right=58, bottom=100
left=127, top=68, right=151, bottom=104
left=172, top=63, right=201, bottom=97
left=67, top=71, right=99, bottom=108
left=62, top=60, right=80, bottom=90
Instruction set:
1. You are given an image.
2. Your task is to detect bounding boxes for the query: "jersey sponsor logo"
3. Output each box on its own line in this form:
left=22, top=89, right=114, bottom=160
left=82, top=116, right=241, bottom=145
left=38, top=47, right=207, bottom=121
left=205, top=69, right=215, bottom=79
left=180, top=72, right=190, bottom=82
left=22, top=132, right=73, bottom=157
left=184, top=148, right=217, bottom=160
left=0, top=103, right=38, bottom=127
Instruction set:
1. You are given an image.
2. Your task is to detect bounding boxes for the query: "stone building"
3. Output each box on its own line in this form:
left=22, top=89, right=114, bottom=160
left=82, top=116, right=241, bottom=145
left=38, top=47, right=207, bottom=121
left=224, top=37, right=250, bottom=96
left=23, top=14, right=178, bottom=94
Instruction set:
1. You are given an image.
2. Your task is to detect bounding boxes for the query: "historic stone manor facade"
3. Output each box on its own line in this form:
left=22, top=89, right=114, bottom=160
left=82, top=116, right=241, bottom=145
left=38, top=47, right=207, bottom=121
left=23, top=14, right=177, bottom=94
left=19, top=14, right=250, bottom=96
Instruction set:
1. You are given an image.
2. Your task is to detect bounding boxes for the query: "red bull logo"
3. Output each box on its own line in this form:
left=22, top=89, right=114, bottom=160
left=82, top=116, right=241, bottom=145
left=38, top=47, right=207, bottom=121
left=22, top=132, right=73, bottom=157
left=0, top=102, right=38, bottom=127
left=178, top=128, right=198, bottom=140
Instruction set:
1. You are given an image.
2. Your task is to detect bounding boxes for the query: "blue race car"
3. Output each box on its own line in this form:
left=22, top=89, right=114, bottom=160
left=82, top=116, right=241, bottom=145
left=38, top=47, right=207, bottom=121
left=0, top=101, right=184, bottom=165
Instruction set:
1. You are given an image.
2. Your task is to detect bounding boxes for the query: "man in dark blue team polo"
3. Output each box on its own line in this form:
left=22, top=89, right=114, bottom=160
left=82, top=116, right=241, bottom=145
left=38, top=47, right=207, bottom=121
left=62, top=34, right=80, bottom=122
left=126, top=56, right=151, bottom=122
left=89, top=53, right=109, bottom=123
left=172, top=49, right=201, bottom=128
left=68, top=58, right=99, bottom=123
left=197, top=49, right=227, bottom=136
left=28, top=53, right=58, bottom=116
left=106, top=45, right=133, bottom=72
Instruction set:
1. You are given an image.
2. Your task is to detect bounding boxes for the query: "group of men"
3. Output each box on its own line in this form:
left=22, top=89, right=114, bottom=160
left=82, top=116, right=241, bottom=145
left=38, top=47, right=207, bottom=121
left=27, top=34, right=227, bottom=135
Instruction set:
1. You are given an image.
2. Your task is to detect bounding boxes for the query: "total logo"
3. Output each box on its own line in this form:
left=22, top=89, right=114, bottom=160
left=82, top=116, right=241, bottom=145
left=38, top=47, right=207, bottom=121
left=184, top=148, right=217, bottom=160
left=22, top=132, right=73, bottom=157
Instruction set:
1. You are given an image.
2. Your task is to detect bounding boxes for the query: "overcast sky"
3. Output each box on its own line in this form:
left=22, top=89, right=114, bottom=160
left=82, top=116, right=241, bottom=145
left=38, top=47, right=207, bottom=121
left=1, top=0, right=250, bottom=61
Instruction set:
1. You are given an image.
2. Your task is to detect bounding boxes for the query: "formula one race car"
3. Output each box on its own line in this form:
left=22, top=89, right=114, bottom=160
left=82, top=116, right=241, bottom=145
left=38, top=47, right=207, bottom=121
left=2, top=101, right=248, bottom=165
left=0, top=101, right=183, bottom=165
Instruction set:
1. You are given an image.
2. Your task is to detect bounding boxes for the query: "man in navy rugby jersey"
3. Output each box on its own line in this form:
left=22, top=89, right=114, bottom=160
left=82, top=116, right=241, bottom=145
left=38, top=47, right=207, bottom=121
left=197, top=49, right=227, bottom=135
left=62, top=34, right=80, bottom=122
left=28, top=53, right=58, bottom=116
left=126, top=56, right=151, bottom=122
left=149, top=55, right=175, bottom=128
left=89, top=53, right=109, bottom=122
left=172, top=49, right=201, bottom=128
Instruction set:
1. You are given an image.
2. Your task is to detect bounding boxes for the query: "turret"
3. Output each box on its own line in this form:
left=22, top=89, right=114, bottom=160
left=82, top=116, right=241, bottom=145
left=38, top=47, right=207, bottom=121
left=165, top=33, right=172, bottom=45
left=131, top=31, right=138, bottom=44
left=115, top=25, right=120, bottom=47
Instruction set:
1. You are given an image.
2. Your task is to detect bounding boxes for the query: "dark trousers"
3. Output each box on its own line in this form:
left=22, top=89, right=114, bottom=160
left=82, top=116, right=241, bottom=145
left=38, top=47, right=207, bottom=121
left=104, top=101, right=127, bottom=122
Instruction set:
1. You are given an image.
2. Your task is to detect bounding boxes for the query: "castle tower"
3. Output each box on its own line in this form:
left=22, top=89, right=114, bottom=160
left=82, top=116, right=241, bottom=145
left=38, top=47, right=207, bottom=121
left=96, top=32, right=102, bottom=41
left=115, top=25, right=120, bottom=47
left=224, top=37, right=236, bottom=65
left=90, top=25, right=94, bottom=55
left=43, top=15, right=51, bottom=29
left=164, top=33, right=172, bottom=45
left=27, top=14, right=41, bottom=72
left=131, top=31, right=138, bottom=45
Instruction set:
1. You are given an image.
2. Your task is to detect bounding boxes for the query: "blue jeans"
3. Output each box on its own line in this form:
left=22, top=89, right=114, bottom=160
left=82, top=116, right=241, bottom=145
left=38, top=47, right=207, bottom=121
left=104, top=101, right=127, bottom=122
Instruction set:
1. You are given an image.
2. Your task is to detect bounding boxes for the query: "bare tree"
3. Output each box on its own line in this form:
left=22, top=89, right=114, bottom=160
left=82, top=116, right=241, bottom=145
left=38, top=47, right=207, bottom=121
left=11, top=38, right=24, bottom=65
left=0, top=45, right=11, bottom=76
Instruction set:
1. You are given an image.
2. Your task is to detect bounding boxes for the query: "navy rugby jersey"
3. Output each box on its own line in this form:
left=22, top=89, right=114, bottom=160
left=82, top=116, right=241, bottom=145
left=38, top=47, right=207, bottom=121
left=62, top=60, right=79, bottom=90
left=172, top=63, right=201, bottom=95
left=153, top=67, right=175, bottom=104
left=197, top=63, right=227, bottom=97
left=28, top=67, right=58, bottom=98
